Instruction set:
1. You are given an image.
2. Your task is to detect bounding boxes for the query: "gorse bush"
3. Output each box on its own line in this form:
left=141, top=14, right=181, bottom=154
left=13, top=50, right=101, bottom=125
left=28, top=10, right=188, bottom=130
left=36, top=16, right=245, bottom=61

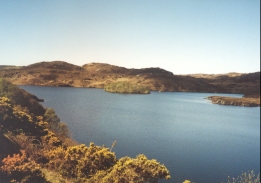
left=89, top=154, right=171, bottom=183
left=44, top=143, right=171, bottom=183
left=1, top=151, right=48, bottom=183
left=45, top=143, right=116, bottom=179
left=0, top=97, right=46, bottom=136
left=0, top=78, right=45, bottom=115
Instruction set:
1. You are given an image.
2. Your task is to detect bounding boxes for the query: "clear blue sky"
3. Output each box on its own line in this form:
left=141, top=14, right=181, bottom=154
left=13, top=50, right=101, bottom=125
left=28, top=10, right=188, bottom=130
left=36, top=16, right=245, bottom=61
left=0, top=0, right=260, bottom=74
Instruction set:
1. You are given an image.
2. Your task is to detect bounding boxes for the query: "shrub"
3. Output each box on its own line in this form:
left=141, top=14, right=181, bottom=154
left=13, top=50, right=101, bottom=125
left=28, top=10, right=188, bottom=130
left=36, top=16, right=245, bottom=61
left=41, top=130, right=62, bottom=147
left=0, top=151, right=48, bottom=183
left=89, top=154, right=171, bottom=183
left=0, top=97, right=46, bottom=136
left=227, top=170, right=260, bottom=183
left=0, top=79, right=45, bottom=115
left=45, top=143, right=116, bottom=179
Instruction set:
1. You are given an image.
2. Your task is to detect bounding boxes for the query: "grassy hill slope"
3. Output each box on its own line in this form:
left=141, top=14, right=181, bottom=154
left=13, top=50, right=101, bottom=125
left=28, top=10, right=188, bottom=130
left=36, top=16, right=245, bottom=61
left=0, top=61, right=259, bottom=96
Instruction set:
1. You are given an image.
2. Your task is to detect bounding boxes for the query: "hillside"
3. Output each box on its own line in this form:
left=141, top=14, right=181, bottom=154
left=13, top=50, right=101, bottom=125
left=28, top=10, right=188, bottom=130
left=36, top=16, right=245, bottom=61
left=0, top=61, right=259, bottom=97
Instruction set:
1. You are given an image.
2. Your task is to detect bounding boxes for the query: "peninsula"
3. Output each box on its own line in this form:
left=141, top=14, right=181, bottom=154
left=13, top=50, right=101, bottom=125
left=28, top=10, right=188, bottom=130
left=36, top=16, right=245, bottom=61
left=207, top=96, right=260, bottom=107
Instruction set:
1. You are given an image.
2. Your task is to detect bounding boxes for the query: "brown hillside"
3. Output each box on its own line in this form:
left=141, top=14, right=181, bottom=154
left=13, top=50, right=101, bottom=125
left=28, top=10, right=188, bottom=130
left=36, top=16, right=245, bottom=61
left=0, top=61, right=259, bottom=96
left=26, top=61, right=82, bottom=70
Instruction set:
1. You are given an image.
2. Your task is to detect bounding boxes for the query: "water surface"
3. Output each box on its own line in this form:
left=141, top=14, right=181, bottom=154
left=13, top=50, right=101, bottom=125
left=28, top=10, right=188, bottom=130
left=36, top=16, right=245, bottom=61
left=20, top=86, right=260, bottom=183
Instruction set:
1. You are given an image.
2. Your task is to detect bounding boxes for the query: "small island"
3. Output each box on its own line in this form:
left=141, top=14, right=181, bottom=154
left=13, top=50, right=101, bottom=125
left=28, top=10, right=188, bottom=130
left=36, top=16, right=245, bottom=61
left=207, top=96, right=260, bottom=107
left=104, top=81, right=150, bottom=94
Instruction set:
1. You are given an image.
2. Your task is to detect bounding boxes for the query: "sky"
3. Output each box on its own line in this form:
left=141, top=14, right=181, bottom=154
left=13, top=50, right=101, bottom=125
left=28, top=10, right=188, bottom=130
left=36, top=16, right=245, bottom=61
left=0, top=0, right=260, bottom=74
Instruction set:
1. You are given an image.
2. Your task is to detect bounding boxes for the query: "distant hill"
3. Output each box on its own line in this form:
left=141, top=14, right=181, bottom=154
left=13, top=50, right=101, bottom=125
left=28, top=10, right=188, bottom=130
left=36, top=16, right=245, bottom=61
left=0, top=65, right=23, bottom=70
left=27, top=61, right=82, bottom=70
left=0, top=61, right=259, bottom=97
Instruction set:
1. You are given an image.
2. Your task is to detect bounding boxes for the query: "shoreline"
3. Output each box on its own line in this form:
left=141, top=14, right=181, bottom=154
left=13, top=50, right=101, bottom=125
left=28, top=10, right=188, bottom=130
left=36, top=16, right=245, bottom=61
left=207, top=96, right=260, bottom=107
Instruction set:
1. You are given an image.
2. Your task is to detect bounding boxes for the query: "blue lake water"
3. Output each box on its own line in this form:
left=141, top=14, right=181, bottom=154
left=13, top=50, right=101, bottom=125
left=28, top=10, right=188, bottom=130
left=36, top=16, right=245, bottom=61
left=20, top=86, right=260, bottom=183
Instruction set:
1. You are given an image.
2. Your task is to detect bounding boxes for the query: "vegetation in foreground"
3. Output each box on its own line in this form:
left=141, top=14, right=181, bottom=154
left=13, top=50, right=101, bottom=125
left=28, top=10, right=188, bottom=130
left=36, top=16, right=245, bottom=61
left=0, top=78, right=259, bottom=183
left=183, top=171, right=260, bottom=183
left=227, top=170, right=260, bottom=183
left=104, top=81, right=150, bottom=94
left=184, top=171, right=260, bottom=183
